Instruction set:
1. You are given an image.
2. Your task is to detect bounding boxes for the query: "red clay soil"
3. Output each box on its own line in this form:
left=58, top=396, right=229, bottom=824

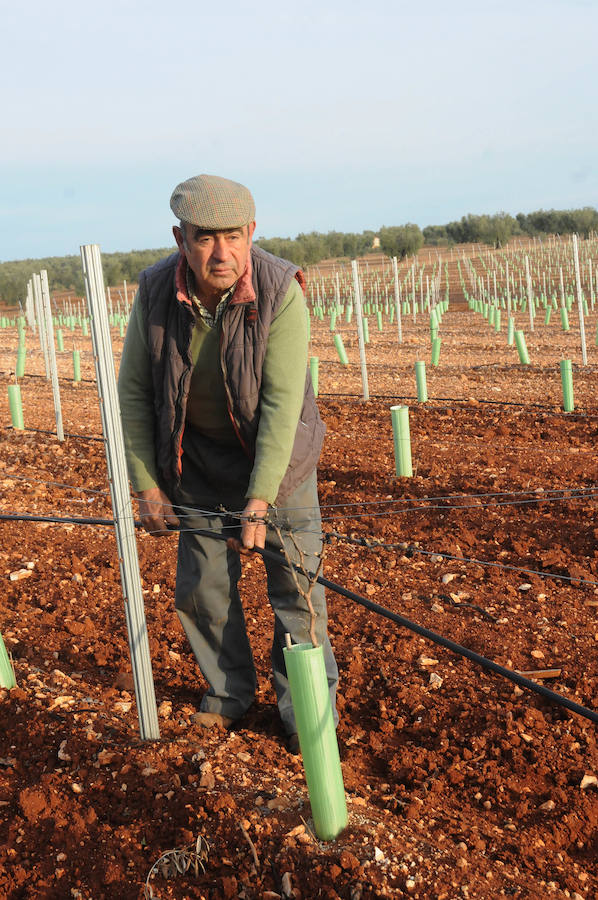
left=1, top=303, right=598, bottom=900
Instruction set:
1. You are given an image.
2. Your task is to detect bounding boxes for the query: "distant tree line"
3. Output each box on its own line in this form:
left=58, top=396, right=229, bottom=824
left=0, top=247, right=174, bottom=306
left=1, top=206, right=596, bottom=305
left=423, top=207, right=598, bottom=249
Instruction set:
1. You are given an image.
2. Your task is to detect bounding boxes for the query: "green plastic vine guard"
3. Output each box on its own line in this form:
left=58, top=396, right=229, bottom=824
left=545, top=307, right=552, bottom=326
left=329, top=311, right=337, bottom=332
left=7, top=384, right=24, bottom=430
left=16, top=345, right=26, bottom=379
left=0, top=632, right=16, bottom=689
left=514, top=330, right=530, bottom=365
left=283, top=642, right=348, bottom=841
left=333, top=334, right=348, bottom=366
left=310, top=357, right=319, bottom=398
left=56, top=329, right=64, bottom=352
left=390, top=405, right=413, bottom=476
left=376, top=310, right=383, bottom=331
left=72, top=349, right=81, bottom=382
left=431, top=337, right=441, bottom=366
left=560, top=307, right=570, bottom=332
left=415, top=360, right=428, bottom=402
left=560, top=359, right=574, bottom=412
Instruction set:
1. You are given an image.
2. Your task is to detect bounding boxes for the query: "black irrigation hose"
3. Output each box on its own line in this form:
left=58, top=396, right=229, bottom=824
left=2, top=512, right=597, bottom=726
left=195, top=530, right=598, bottom=727
left=9, top=426, right=105, bottom=442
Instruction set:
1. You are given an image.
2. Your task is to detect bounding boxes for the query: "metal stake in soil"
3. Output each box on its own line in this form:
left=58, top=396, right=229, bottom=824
left=80, top=243, right=160, bottom=741
left=40, top=270, right=64, bottom=441
left=351, top=259, right=369, bottom=401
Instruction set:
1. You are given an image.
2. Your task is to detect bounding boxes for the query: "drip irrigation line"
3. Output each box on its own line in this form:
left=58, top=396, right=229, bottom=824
left=3, top=497, right=598, bottom=590
left=192, top=529, right=598, bottom=727
left=318, top=392, right=598, bottom=419
left=7, top=426, right=104, bottom=442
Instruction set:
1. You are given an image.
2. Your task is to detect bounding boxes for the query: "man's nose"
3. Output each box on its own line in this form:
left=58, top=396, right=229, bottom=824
left=211, top=237, right=230, bottom=260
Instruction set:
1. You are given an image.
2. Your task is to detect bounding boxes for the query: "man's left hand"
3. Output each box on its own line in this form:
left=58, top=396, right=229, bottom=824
left=227, top=499, right=269, bottom=554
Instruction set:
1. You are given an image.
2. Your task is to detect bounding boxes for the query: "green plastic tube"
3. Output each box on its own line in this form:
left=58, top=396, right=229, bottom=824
left=56, top=329, right=64, bottom=352
left=119, top=319, right=125, bottom=338
left=560, top=359, right=574, bottom=412
left=8, top=385, right=24, bottom=430
left=489, top=306, right=496, bottom=326
left=362, top=317, right=370, bottom=344
left=73, top=349, right=81, bottom=382
left=560, top=307, right=570, bottom=332
left=514, top=330, right=530, bottom=365
left=82, top=318, right=89, bottom=336
left=16, top=345, right=26, bottom=379
left=310, top=356, right=319, bottom=398
left=333, top=333, right=348, bottom=366
left=507, top=317, right=515, bottom=346
left=0, top=632, right=16, bottom=689
left=544, top=307, right=552, bottom=325
left=345, top=305, right=352, bottom=324
left=390, top=405, right=413, bottom=477
left=494, top=309, right=501, bottom=332
left=376, top=310, right=383, bottom=331
left=415, top=360, right=428, bottom=402
left=283, top=643, right=347, bottom=841
left=431, top=337, right=441, bottom=366
left=329, top=310, right=337, bottom=332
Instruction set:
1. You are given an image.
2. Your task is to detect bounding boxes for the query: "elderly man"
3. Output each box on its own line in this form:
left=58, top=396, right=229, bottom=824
left=118, top=174, right=338, bottom=751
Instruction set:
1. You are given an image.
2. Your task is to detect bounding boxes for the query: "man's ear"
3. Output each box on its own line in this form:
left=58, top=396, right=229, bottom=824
left=173, top=224, right=185, bottom=252
left=247, top=221, right=256, bottom=244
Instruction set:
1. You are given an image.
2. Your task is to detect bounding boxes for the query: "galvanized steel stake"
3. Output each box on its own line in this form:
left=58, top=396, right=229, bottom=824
left=40, top=270, right=64, bottom=441
left=80, top=243, right=160, bottom=741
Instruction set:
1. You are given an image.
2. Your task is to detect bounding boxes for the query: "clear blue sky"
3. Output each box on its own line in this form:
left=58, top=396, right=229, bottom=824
left=1, top=0, right=596, bottom=261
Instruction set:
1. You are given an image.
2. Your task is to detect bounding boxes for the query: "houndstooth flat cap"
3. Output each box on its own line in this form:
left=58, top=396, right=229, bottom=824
left=170, top=174, right=255, bottom=229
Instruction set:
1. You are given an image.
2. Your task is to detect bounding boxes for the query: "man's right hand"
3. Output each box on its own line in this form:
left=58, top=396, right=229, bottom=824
left=136, top=487, right=179, bottom=537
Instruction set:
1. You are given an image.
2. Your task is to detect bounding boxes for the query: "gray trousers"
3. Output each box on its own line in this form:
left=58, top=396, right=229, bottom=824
left=174, top=470, right=338, bottom=735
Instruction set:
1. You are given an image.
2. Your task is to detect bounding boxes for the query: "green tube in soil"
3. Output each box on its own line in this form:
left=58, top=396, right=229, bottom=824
left=310, top=356, right=319, bottom=398
left=544, top=307, right=552, bottom=326
left=494, top=309, right=501, bottom=332
left=333, top=333, right=348, bottom=366
left=56, top=329, right=64, bottom=352
left=560, top=359, right=574, bottom=412
left=507, top=317, right=515, bottom=346
left=345, top=306, right=352, bottom=324
left=514, top=330, right=530, bottom=365
left=376, top=310, right=383, bottom=331
left=72, top=349, right=81, bottom=382
left=362, top=317, right=370, bottom=344
left=431, top=337, right=441, bottom=366
left=8, top=384, right=24, bottom=430
left=82, top=318, right=89, bottom=336
left=390, top=404, right=413, bottom=477
left=16, top=344, right=26, bottom=379
left=119, top=319, right=125, bottom=337
left=283, top=643, right=347, bottom=841
left=560, top=307, right=570, bottom=332
left=0, top=631, right=16, bottom=689
left=489, top=306, right=496, bottom=326
left=415, top=360, right=428, bottom=402
left=430, top=326, right=438, bottom=342
left=329, top=310, right=337, bottom=332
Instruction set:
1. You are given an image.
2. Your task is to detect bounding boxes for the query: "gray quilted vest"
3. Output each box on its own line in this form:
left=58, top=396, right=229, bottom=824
left=137, top=245, right=325, bottom=503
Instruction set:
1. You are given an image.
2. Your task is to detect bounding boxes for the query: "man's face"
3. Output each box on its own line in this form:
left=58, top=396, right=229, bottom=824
left=174, top=221, right=255, bottom=298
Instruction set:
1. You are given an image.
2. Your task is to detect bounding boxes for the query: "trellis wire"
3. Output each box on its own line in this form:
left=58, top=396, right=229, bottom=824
left=80, top=243, right=159, bottom=741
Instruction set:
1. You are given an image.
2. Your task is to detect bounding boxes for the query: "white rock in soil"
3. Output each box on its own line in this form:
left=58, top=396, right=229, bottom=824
left=518, top=583, right=532, bottom=591
left=429, top=673, right=443, bottom=688
left=441, top=573, right=457, bottom=584
left=580, top=774, right=598, bottom=790
left=9, top=569, right=32, bottom=582
left=431, top=602, right=444, bottom=613
left=417, top=655, right=439, bottom=667
left=374, top=846, right=385, bottom=861
left=539, top=800, right=555, bottom=812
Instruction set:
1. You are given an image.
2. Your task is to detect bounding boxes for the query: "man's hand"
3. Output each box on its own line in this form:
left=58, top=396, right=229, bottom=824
left=227, top=499, right=269, bottom=554
left=136, top=486, right=179, bottom=537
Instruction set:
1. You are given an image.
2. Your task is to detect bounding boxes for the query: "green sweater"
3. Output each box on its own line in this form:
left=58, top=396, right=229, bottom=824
left=118, top=278, right=308, bottom=505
